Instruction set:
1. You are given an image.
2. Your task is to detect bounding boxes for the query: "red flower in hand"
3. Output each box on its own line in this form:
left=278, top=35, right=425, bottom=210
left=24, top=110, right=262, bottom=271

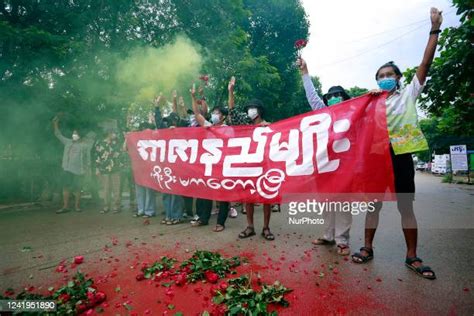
left=294, top=39, right=308, bottom=50
left=199, top=75, right=209, bottom=82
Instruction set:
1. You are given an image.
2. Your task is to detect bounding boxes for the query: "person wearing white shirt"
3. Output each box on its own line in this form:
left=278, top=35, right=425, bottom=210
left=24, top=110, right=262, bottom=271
left=351, top=7, right=443, bottom=280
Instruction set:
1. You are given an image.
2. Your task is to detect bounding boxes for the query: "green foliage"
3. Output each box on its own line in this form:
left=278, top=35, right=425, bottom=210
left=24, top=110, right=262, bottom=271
left=347, top=86, right=369, bottom=98
left=180, top=250, right=242, bottom=282
left=142, top=256, right=177, bottom=279
left=403, top=1, right=473, bottom=136
left=211, top=275, right=292, bottom=315
left=416, top=117, right=474, bottom=161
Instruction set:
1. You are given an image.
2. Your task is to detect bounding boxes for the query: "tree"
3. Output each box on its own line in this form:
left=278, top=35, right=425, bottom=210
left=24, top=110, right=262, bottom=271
left=347, top=86, right=368, bottom=98
left=403, top=0, right=474, bottom=136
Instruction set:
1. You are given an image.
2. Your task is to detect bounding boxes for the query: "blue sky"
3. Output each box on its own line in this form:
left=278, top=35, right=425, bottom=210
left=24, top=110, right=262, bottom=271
left=300, top=0, right=461, bottom=92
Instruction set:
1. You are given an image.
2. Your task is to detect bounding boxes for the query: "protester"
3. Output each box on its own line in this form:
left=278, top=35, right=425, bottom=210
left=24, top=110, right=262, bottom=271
left=95, top=128, right=123, bottom=214
left=226, top=77, right=275, bottom=240
left=131, top=121, right=157, bottom=218
left=52, top=116, right=95, bottom=213
left=154, top=94, right=185, bottom=224
left=298, top=57, right=353, bottom=255
left=172, top=91, right=195, bottom=220
left=351, top=8, right=442, bottom=279
left=189, top=83, right=231, bottom=232
left=120, top=131, right=137, bottom=212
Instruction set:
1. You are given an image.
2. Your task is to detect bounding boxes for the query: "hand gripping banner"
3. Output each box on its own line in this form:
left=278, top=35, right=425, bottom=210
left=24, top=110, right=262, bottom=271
left=126, top=94, right=395, bottom=203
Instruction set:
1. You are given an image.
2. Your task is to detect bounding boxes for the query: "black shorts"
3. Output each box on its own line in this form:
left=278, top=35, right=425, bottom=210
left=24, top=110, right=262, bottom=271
left=62, top=171, right=83, bottom=191
left=390, top=146, right=415, bottom=198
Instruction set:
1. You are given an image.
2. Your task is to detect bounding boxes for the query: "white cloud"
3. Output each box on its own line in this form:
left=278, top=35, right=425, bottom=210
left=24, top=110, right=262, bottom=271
left=300, top=0, right=461, bottom=92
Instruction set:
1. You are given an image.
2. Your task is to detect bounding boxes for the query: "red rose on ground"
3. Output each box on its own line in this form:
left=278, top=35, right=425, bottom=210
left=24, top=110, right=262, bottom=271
left=136, top=273, right=145, bottom=281
left=94, top=291, right=106, bottom=304
left=210, top=285, right=219, bottom=296
left=174, top=272, right=187, bottom=286
left=86, top=291, right=96, bottom=304
left=4, top=289, right=14, bottom=296
left=74, top=256, right=84, bottom=264
left=205, top=271, right=219, bottom=283
left=76, top=303, right=87, bottom=313
left=182, top=265, right=192, bottom=274
left=85, top=309, right=94, bottom=315
left=219, top=282, right=228, bottom=292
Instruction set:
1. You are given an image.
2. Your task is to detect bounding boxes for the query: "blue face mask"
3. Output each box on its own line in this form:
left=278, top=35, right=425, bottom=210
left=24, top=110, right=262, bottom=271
left=377, top=78, right=397, bottom=91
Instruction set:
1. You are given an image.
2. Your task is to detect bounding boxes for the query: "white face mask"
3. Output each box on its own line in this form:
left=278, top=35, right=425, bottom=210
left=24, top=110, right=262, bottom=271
left=211, top=113, right=220, bottom=124
left=247, top=108, right=258, bottom=120
left=72, top=134, right=80, bottom=141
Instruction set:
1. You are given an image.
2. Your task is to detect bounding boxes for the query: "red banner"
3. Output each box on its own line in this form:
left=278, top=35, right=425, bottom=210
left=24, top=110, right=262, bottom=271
left=126, top=94, right=395, bottom=203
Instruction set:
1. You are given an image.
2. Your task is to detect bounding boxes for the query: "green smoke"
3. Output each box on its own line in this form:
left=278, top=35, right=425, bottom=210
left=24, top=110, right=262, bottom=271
left=116, top=35, right=203, bottom=103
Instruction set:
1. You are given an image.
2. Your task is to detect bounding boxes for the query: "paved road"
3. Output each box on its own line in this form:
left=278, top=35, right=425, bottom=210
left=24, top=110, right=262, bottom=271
left=0, top=172, right=473, bottom=315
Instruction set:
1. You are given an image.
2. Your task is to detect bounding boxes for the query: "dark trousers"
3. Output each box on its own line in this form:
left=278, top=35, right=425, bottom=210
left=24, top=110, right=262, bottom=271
left=183, top=196, right=194, bottom=217
left=216, top=202, right=230, bottom=226
left=197, top=199, right=229, bottom=226
left=196, top=198, right=213, bottom=224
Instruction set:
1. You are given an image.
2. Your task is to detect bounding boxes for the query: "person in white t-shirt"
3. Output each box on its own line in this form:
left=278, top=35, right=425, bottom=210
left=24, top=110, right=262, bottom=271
left=352, top=7, right=443, bottom=280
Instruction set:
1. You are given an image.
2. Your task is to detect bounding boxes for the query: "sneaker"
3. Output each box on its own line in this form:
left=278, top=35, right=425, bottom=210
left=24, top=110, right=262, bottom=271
left=229, top=207, right=238, bottom=218
left=56, top=208, right=70, bottom=214
left=192, top=214, right=199, bottom=221
left=133, top=212, right=144, bottom=218
left=74, top=208, right=82, bottom=212
left=191, top=219, right=207, bottom=227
